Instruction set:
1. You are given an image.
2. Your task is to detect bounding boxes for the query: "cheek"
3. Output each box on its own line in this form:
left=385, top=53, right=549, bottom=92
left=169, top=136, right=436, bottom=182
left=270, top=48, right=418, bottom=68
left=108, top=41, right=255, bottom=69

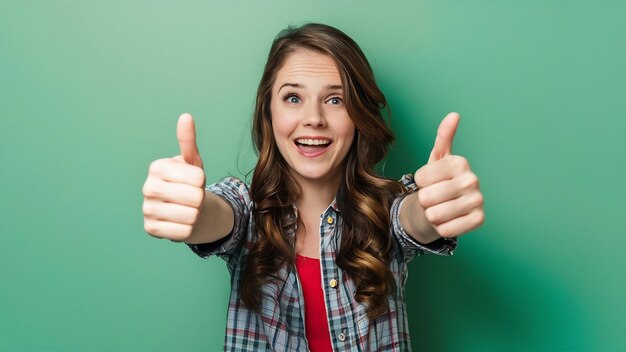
left=271, top=115, right=292, bottom=140
left=271, top=118, right=296, bottom=158
left=270, top=105, right=285, bottom=136
left=338, top=118, right=356, bottom=142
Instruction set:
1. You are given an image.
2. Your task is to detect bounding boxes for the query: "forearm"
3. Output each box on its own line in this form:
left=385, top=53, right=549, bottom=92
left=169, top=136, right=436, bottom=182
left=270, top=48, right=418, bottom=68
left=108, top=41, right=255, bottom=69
left=399, top=193, right=442, bottom=244
left=185, top=190, right=234, bottom=245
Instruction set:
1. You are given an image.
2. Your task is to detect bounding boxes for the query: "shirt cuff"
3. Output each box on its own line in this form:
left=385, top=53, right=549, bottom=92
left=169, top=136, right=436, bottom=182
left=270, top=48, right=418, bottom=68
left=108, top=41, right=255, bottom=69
left=185, top=177, right=250, bottom=259
left=394, top=193, right=458, bottom=257
left=186, top=231, right=234, bottom=258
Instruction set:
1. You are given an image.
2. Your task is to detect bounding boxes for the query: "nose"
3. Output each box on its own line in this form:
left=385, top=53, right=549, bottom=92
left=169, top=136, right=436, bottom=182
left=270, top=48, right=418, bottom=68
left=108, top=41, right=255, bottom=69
left=302, top=102, right=327, bottom=127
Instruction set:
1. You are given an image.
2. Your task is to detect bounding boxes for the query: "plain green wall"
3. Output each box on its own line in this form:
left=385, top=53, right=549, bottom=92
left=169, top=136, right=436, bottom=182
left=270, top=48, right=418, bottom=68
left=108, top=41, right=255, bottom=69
left=1, top=1, right=624, bottom=351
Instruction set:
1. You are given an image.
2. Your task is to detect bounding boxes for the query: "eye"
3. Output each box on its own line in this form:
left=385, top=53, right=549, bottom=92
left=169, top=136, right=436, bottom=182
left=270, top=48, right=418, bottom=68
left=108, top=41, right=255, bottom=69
left=282, top=92, right=301, bottom=104
left=326, top=96, right=343, bottom=105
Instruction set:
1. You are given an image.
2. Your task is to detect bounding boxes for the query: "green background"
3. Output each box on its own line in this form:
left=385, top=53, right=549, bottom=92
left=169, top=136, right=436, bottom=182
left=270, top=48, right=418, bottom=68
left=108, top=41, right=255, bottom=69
left=1, top=1, right=624, bottom=351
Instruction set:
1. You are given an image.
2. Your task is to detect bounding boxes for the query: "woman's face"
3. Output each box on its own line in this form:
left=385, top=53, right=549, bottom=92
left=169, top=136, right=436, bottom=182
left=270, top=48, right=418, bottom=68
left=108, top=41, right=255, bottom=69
left=270, top=49, right=355, bottom=187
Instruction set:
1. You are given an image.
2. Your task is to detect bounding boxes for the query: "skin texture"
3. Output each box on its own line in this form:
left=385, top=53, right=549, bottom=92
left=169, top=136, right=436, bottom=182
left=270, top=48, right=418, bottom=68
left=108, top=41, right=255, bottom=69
left=401, top=112, right=485, bottom=244
left=269, top=49, right=356, bottom=258
left=142, top=113, right=233, bottom=244
left=270, top=49, right=355, bottom=195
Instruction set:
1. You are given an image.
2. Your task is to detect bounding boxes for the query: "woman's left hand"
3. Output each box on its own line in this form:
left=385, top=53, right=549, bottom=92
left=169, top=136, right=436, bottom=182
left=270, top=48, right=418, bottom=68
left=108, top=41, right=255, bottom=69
left=413, top=112, right=485, bottom=239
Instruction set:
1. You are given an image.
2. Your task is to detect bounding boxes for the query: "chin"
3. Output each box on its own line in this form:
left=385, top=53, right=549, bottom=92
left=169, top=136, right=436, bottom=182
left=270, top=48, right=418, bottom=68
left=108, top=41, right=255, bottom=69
left=297, top=171, right=329, bottom=181
left=296, top=167, right=341, bottom=183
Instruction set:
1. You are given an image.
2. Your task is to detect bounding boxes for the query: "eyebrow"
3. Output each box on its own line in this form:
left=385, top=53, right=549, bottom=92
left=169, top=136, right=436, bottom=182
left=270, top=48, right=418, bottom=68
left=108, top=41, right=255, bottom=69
left=278, top=83, right=343, bottom=93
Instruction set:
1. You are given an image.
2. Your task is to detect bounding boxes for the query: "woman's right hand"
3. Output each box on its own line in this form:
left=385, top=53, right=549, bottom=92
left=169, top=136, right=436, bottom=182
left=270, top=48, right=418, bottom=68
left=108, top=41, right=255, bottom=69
left=142, top=113, right=206, bottom=242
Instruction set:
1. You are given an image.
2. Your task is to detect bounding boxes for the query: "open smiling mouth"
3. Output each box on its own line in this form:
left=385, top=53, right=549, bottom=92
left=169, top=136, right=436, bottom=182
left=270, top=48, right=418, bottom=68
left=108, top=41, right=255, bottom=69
left=294, top=138, right=333, bottom=157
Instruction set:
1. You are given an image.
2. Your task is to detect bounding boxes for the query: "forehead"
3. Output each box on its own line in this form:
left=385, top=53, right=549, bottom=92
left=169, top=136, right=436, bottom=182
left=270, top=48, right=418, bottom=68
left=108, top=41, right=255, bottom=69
left=274, top=49, right=342, bottom=87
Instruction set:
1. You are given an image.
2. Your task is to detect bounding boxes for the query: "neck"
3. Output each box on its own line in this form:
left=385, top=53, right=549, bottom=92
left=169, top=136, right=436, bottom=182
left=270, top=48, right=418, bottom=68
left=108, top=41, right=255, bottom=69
left=293, top=173, right=342, bottom=214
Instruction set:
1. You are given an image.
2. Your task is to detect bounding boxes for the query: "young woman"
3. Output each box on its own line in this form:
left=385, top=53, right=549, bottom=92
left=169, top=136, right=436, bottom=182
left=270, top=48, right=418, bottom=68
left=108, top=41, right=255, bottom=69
left=142, top=23, right=484, bottom=351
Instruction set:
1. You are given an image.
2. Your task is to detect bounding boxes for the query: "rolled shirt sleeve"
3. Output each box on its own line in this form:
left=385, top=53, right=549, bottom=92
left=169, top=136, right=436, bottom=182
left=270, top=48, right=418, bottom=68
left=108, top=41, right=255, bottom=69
left=186, top=177, right=251, bottom=260
left=391, top=174, right=458, bottom=262
left=186, top=174, right=457, bottom=263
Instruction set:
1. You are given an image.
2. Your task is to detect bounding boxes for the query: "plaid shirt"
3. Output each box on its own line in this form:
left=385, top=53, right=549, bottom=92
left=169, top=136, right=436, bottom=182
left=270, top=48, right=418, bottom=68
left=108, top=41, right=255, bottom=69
left=187, top=175, right=457, bottom=351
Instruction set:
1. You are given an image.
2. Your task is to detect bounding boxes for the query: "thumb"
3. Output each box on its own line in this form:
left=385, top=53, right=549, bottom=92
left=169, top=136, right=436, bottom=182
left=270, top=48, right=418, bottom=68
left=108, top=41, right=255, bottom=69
left=428, top=112, right=460, bottom=163
left=177, top=113, right=204, bottom=168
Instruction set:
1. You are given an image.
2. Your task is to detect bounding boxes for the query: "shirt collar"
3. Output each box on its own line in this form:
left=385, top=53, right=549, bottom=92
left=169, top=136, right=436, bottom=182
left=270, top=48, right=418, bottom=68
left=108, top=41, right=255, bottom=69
left=291, top=196, right=340, bottom=215
left=329, top=197, right=340, bottom=212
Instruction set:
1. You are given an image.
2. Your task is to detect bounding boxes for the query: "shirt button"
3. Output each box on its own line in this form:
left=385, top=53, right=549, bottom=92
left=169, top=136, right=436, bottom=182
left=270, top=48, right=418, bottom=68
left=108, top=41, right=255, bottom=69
left=326, top=216, right=334, bottom=224
left=329, top=279, right=338, bottom=288
left=338, top=332, right=346, bottom=341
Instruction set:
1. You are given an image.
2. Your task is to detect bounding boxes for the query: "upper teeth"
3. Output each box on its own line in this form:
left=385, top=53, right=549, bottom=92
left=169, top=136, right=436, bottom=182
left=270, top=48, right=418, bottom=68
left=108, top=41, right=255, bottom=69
left=296, top=139, right=331, bottom=146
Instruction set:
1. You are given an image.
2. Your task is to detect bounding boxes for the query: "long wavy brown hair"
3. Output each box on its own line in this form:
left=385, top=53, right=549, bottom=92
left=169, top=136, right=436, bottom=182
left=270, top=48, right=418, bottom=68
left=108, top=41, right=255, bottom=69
left=243, top=23, right=405, bottom=320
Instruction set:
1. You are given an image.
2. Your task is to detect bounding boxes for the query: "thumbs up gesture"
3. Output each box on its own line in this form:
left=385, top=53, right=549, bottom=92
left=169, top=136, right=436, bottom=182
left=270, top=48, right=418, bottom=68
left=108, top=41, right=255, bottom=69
left=412, top=112, right=485, bottom=239
left=142, top=113, right=207, bottom=242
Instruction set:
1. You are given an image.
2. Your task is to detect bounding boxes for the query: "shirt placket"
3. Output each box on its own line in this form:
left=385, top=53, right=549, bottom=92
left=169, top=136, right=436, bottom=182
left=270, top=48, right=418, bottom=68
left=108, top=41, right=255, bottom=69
left=291, top=204, right=311, bottom=349
left=319, top=207, right=360, bottom=351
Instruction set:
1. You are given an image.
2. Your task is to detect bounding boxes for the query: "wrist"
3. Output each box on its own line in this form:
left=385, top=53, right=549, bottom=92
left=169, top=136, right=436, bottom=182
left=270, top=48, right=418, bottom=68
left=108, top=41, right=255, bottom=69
left=401, top=193, right=443, bottom=244
left=413, top=221, right=442, bottom=245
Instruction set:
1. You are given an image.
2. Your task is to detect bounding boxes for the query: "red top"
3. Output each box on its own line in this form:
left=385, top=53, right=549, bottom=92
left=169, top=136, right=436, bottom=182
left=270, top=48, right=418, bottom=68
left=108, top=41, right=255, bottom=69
left=295, top=254, right=333, bottom=352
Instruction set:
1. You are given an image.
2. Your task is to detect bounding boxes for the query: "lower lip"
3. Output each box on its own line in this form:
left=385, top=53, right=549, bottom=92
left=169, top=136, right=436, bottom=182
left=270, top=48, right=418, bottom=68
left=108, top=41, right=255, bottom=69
left=295, top=143, right=332, bottom=158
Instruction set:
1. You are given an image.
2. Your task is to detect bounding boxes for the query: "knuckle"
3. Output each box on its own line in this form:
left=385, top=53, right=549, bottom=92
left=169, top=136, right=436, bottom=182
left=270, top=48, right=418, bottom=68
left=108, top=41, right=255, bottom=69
left=142, top=181, right=150, bottom=196
left=437, top=225, right=452, bottom=238
left=144, top=220, right=159, bottom=236
left=474, top=192, right=484, bottom=207
left=417, top=189, right=430, bottom=207
left=451, top=155, right=468, bottom=170
left=180, top=224, right=193, bottom=238
left=180, top=207, right=198, bottom=225
left=194, top=169, right=206, bottom=187
left=413, top=172, right=422, bottom=187
left=188, top=207, right=200, bottom=224
left=192, top=188, right=204, bottom=208
left=457, top=155, right=469, bottom=168
left=462, top=173, right=479, bottom=190
left=168, top=228, right=191, bottom=243
left=142, top=182, right=161, bottom=198
left=148, top=160, right=162, bottom=176
left=475, top=211, right=485, bottom=226
left=142, top=201, right=153, bottom=216
left=424, top=207, right=438, bottom=224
